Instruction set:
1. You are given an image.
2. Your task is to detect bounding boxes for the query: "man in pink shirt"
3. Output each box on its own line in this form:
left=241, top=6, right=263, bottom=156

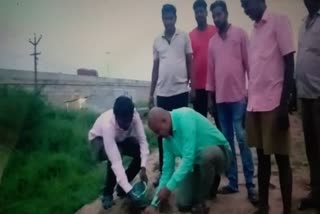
left=189, top=0, right=219, bottom=126
left=241, top=0, right=296, bottom=213
left=206, top=1, right=256, bottom=205
left=88, top=96, right=150, bottom=210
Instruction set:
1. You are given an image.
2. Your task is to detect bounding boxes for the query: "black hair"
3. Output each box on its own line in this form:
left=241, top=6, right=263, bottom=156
left=193, top=0, right=207, bottom=10
left=210, top=0, right=228, bottom=14
left=162, top=4, right=177, bottom=16
left=113, top=96, right=134, bottom=119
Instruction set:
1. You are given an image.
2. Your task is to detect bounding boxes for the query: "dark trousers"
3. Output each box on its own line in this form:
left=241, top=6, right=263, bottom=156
left=156, top=92, right=189, bottom=172
left=301, top=98, right=320, bottom=202
left=193, top=89, right=208, bottom=117
left=91, top=137, right=141, bottom=196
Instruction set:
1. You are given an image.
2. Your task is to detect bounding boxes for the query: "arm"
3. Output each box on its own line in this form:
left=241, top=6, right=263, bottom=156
left=281, top=53, right=295, bottom=106
left=102, top=126, right=132, bottom=193
left=150, top=59, right=159, bottom=99
left=133, top=111, right=150, bottom=168
left=185, top=34, right=193, bottom=85
left=206, top=40, right=215, bottom=93
left=240, top=30, right=250, bottom=99
left=149, top=41, right=160, bottom=101
left=275, top=16, right=295, bottom=108
left=186, top=53, right=193, bottom=86
left=151, top=139, right=175, bottom=206
left=165, top=115, right=196, bottom=191
left=241, top=30, right=250, bottom=79
left=206, top=40, right=217, bottom=112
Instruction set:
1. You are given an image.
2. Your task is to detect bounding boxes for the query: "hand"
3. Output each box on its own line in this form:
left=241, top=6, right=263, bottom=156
left=277, top=104, right=290, bottom=130
left=128, top=189, right=139, bottom=203
left=208, top=93, right=216, bottom=117
left=190, top=89, right=196, bottom=103
left=289, top=81, right=298, bottom=114
left=288, top=93, right=297, bottom=114
left=157, top=187, right=171, bottom=203
left=149, top=96, right=154, bottom=109
left=140, top=167, right=148, bottom=183
left=143, top=205, right=158, bottom=214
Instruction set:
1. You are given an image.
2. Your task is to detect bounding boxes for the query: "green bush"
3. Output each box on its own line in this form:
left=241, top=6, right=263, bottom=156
left=0, top=87, right=157, bottom=214
left=0, top=88, right=103, bottom=214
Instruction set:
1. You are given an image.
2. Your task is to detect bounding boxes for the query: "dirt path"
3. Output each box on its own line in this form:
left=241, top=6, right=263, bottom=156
left=76, top=115, right=315, bottom=214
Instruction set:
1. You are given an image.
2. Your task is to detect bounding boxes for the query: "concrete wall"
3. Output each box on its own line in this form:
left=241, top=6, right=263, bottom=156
left=0, top=69, right=150, bottom=113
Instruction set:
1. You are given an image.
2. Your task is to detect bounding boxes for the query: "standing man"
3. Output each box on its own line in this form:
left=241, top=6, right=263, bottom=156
left=88, top=96, right=149, bottom=209
left=241, top=0, right=295, bottom=213
left=189, top=0, right=220, bottom=127
left=149, top=4, right=193, bottom=186
left=206, top=0, right=257, bottom=205
left=296, top=0, right=320, bottom=212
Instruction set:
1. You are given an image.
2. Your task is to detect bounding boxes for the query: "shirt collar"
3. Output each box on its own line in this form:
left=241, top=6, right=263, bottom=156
left=162, top=29, right=179, bottom=38
left=170, top=111, right=177, bottom=134
left=218, top=24, right=232, bottom=39
left=254, top=9, right=270, bottom=27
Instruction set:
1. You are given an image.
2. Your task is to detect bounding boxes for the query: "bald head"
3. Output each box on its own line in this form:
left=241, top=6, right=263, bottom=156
left=148, top=107, right=172, bottom=138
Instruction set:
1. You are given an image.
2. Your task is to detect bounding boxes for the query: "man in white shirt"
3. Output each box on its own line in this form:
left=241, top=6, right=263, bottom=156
left=88, top=96, right=150, bottom=209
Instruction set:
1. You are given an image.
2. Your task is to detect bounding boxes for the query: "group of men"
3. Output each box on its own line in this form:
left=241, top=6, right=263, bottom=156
left=88, top=0, right=320, bottom=213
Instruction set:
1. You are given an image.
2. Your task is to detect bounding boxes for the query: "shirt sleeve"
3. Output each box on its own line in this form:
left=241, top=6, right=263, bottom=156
left=151, top=139, right=175, bottom=206
left=102, top=125, right=133, bottom=193
left=153, top=39, right=159, bottom=60
left=165, top=115, right=197, bottom=191
left=275, top=15, right=295, bottom=56
left=133, top=112, right=150, bottom=168
left=206, top=39, right=215, bottom=92
left=185, top=33, right=193, bottom=54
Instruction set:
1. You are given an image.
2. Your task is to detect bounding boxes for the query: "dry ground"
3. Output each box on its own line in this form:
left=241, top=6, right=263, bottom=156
left=76, top=115, right=316, bottom=214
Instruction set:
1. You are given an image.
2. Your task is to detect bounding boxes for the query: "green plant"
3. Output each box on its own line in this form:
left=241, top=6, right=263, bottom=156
left=0, top=87, right=157, bottom=214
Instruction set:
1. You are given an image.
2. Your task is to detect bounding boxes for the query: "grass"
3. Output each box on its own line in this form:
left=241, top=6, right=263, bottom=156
left=0, top=87, right=157, bottom=214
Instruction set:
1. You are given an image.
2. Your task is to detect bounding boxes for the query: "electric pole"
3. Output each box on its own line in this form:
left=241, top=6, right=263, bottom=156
left=29, top=33, right=42, bottom=92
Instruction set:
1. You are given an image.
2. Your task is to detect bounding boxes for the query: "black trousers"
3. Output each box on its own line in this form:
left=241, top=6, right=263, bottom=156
left=193, top=89, right=208, bottom=117
left=156, top=92, right=189, bottom=172
left=91, top=137, right=141, bottom=196
left=301, top=98, right=320, bottom=202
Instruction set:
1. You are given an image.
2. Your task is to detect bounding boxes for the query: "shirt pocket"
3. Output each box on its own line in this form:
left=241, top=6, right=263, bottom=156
left=228, top=39, right=241, bottom=59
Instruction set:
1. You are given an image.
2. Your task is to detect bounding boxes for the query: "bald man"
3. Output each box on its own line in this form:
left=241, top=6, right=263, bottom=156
left=144, top=107, right=231, bottom=214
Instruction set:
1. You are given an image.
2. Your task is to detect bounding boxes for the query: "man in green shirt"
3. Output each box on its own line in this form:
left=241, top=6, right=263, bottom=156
left=144, top=107, right=230, bottom=214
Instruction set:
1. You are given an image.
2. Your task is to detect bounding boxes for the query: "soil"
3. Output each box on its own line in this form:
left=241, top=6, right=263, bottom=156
left=76, top=115, right=316, bottom=214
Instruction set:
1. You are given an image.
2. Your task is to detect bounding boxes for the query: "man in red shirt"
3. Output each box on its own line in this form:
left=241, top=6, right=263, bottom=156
left=189, top=0, right=220, bottom=129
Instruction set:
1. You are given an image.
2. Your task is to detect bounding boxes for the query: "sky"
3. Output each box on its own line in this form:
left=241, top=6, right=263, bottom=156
left=0, top=0, right=306, bottom=80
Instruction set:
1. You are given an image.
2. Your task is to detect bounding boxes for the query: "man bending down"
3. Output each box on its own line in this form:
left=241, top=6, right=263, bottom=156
left=144, top=107, right=230, bottom=214
left=88, top=96, right=150, bottom=209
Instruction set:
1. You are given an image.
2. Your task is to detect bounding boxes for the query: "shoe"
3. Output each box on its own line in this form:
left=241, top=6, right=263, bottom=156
left=177, top=205, right=193, bottom=213
left=101, top=195, right=114, bottom=210
left=191, top=204, right=209, bottom=214
left=298, top=196, right=317, bottom=210
left=218, top=185, right=239, bottom=194
left=253, top=207, right=269, bottom=214
left=209, top=175, right=221, bottom=199
left=116, top=185, right=126, bottom=198
left=248, top=189, right=259, bottom=207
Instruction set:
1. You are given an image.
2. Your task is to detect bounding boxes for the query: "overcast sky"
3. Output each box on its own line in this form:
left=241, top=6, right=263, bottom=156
left=0, top=0, right=305, bottom=80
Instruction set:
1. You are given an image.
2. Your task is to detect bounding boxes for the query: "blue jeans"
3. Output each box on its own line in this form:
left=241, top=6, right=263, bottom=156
left=217, top=100, right=255, bottom=192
